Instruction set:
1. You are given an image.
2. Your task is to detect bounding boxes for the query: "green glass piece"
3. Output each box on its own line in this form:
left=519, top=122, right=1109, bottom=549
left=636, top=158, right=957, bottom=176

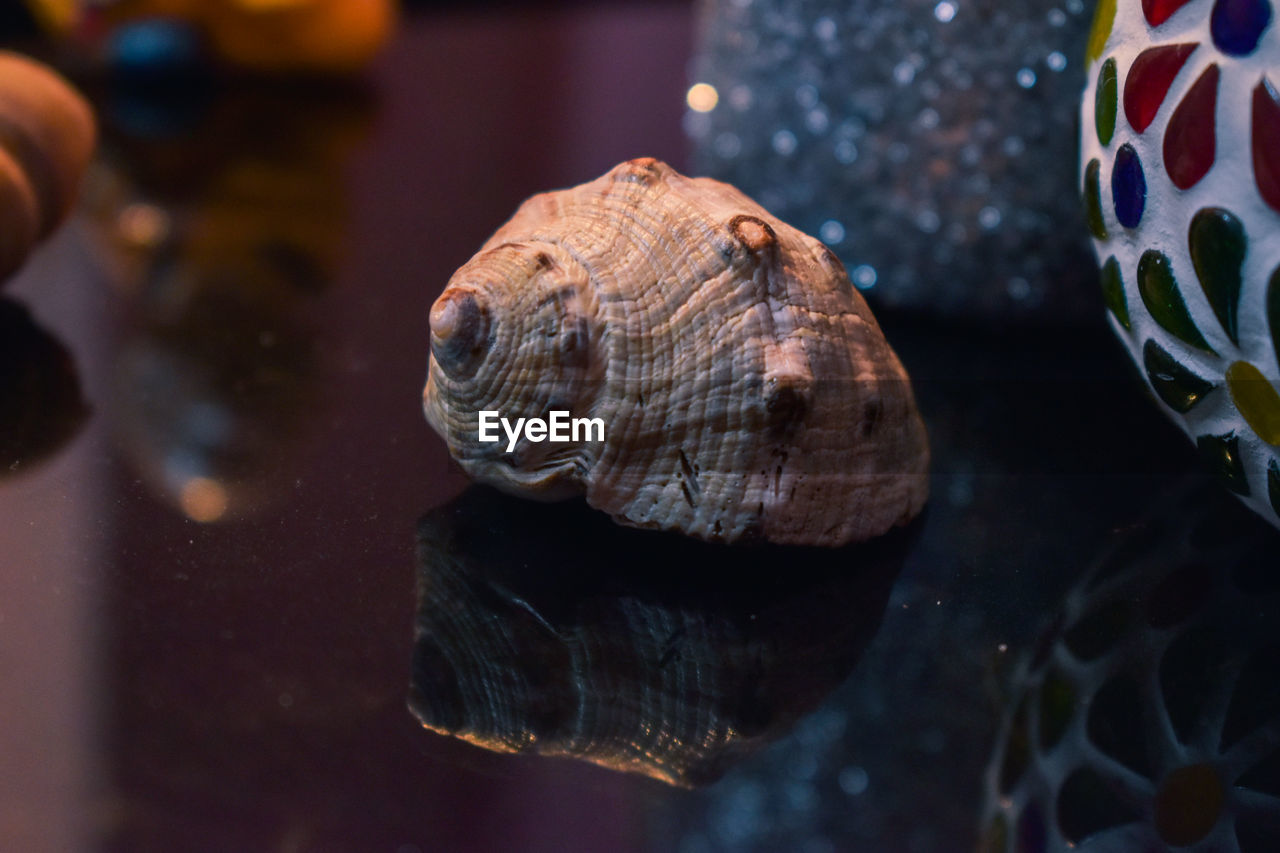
left=1088, top=0, right=1117, bottom=65
left=979, top=814, right=1008, bottom=853
left=1269, top=459, right=1280, bottom=516
left=1270, top=264, right=1280, bottom=371
left=1084, top=159, right=1108, bottom=240
left=1101, top=255, right=1129, bottom=328
left=1144, top=339, right=1216, bottom=413
left=1197, top=432, right=1251, bottom=496
left=1227, top=361, right=1280, bottom=445
left=1039, top=668, right=1075, bottom=750
left=1138, top=250, right=1214, bottom=352
left=1096, top=58, right=1118, bottom=146
left=1189, top=207, right=1246, bottom=345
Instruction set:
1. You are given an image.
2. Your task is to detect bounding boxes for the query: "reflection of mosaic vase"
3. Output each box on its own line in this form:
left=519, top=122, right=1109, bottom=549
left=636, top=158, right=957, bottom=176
left=1080, top=0, right=1280, bottom=527
left=980, top=484, right=1280, bottom=852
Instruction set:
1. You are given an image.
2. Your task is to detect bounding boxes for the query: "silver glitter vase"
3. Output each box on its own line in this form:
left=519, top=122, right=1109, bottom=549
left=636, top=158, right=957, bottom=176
left=689, top=0, right=1097, bottom=321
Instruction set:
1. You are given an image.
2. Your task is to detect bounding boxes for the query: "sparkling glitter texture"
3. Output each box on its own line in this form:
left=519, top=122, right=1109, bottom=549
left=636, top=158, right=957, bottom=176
left=690, top=0, right=1096, bottom=318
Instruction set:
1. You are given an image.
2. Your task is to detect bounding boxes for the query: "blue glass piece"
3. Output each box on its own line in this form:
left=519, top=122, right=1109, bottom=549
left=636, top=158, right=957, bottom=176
left=106, top=21, right=205, bottom=75
left=1211, top=0, right=1273, bottom=56
left=1112, top=144, right=1147, bottom=228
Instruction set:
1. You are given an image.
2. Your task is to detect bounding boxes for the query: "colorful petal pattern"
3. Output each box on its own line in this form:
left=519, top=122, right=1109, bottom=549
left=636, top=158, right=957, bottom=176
left=1085, top=159, right=1108, bottom=239
left=1269, top=265, right=1280, bottom=371
left=1210, top=0, right=1273, bottom=57
left=1226, top=361, right=1280, bottom=445
left=1197, top=432, right=1250, bottom=495
left=1144, top=339, right=1216, bottom=413
left=1101, top=256, right=1129, bottom=329
left=1112, top=144, right=1147, bottom=228
left=1253, top=79, right=1280, bottom=214
left=1096, top=59, right=1118, bottom=147
left=1083, top=0, right=1280, bottom=529
left=1164, top=65, right=1219, bottom=190
left=1143, top=0, right=1197, bottom=25
left=1123, top=44, right=1197, bottom=133
left=1138, top=250, right=1212, bottom=352
left=1188, top=207, right=1245, bottom=346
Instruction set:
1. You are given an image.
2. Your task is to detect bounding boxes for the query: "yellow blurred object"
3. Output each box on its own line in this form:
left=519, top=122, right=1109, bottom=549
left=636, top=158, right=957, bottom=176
left=25, top=0, right=396, bottom=73
left=105, top=0, right=396, bottom=72
left=232, top=0, right=315, bottom=10
left=24, top=0, right=78, bottom=34
left=204, top=0, right=395, bottom=72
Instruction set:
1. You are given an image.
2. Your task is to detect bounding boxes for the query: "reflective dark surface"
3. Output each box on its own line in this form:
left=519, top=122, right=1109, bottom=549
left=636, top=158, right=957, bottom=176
left=981, top=481, right=1280, bottom=853
left=0, top=296, right=89, bottom=476
left=412, top=487, right=909, bottom=788
left=1, top=4, right=1277, bottom=853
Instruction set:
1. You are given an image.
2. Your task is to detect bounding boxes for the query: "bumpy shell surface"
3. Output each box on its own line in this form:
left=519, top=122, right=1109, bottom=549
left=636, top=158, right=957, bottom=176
left=424, top=159, right=929, bottom=546
left=0, top=51, right=95, bottom=281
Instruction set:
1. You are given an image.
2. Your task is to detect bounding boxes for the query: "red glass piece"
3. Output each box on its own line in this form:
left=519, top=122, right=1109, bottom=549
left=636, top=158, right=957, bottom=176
left=1144, top=0, right=1197, bottom=25
left=1124, top=43, right=1198, bottom=133
left=1254, top=78, right=1280, bottom=213
left=1165, top=65, right=1219, bottom=189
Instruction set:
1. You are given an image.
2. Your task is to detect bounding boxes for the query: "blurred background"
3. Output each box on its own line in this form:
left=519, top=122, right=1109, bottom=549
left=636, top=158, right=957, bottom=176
left=0, top=2, right=1275, bottom=852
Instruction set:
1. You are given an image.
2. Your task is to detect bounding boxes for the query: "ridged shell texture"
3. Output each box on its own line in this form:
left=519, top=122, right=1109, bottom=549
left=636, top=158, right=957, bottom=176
left=424, top=159, right=929, bottom=546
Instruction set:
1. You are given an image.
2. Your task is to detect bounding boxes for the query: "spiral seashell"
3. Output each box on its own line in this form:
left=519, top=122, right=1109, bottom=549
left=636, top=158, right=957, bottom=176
left=423, top=159, right=929, bottom=546
left=410, top=486, right=908, bottom=787
left=0, top=51, right=95, bottom=282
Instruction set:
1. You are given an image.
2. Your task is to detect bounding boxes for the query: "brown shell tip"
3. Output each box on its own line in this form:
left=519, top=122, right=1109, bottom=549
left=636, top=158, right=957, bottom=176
left=729, top=214, right=777, bottom=254
left=611, top=157, right=667, bottom=185
left=430, top=288, right=488, bottom=373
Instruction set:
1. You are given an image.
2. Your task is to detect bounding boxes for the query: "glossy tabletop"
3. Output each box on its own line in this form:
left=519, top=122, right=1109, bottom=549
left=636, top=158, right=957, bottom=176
left=1, top=4, right=1276, bottom=853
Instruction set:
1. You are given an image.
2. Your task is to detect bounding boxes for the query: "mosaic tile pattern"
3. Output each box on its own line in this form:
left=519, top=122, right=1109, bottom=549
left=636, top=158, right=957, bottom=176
left=980, top=485, right=1280, bottom=852
left=1081, top=0, right=1280, bottom=527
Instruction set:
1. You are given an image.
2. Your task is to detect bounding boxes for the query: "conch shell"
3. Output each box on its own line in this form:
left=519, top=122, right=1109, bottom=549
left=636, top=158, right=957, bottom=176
left=0, top=51, right=95, bottom=281
left=424, top=159, right=928, bottom=546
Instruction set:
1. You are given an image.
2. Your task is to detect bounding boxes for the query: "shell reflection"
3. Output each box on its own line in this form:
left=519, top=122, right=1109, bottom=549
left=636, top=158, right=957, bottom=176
left=411, top=486, right=912, bottom=787
left=981, top=481, right=1280, bottom=852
